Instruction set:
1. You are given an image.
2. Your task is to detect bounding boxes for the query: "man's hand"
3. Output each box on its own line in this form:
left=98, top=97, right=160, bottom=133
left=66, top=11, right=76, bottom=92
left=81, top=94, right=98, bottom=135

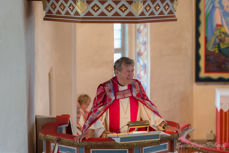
left=74, top=129, right=96, bottom=143
left=74, top=133, right=87, bottom=143
left=159, top=121, right=180, bottom=133
left=164, top=125, right=179, bottom=133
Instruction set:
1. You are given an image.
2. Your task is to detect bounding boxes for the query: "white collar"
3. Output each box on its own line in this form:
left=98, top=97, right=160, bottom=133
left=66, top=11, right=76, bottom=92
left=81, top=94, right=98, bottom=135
left=118, top=85, right=128, bottom=91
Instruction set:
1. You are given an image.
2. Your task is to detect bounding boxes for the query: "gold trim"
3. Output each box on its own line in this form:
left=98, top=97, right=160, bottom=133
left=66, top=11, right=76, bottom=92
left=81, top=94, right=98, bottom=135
left=131, top=0, right=143, bottom=15
left=39, top=133, right=178, bottom=148
left=173, top=0, right=178, bottom=11
left=42, top=0, right=47, bottom=11
left=127, top=121, right=150, bottom=132
left=76, top=0, right=88, bottom=14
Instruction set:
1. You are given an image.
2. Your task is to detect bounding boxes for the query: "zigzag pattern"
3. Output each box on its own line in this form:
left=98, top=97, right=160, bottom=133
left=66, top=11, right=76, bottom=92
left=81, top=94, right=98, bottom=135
left=43, top=0, right=177, bottom=23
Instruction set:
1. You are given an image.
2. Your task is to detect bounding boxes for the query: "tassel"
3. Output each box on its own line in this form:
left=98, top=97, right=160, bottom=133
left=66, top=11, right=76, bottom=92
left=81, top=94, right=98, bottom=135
left=42, top=0, right=47, bottom=11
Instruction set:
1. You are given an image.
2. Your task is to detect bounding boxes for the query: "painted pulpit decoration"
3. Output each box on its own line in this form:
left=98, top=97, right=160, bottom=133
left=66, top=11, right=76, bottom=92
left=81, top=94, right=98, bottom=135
left=196, top=0, right=229, bottom=82
left=42, top=0, right=177, bottom=23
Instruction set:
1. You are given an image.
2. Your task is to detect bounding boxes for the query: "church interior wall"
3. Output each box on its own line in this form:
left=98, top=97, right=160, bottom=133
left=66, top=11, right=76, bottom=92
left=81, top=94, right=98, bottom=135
left=33, top=2, right=56, bottom=116
left=32, top=0, right=227, bottom=141
left=0, top=1, right=30, bottom=152
left=75, top=24, right=114, bottom=108
left=149, top=0, right=194, bottom=134
left=33, top=2, right=74, bottom=119
left=52, top=21, right=74, bottom=117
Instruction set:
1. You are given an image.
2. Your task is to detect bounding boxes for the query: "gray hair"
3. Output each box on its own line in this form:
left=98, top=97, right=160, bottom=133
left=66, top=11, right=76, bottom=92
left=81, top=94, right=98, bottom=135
left=114, top=57, right=134, bottom=72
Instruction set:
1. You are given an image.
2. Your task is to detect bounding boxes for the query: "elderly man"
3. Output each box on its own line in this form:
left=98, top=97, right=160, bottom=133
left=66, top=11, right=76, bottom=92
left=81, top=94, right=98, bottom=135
left=78, top=57, right=177, bottom=140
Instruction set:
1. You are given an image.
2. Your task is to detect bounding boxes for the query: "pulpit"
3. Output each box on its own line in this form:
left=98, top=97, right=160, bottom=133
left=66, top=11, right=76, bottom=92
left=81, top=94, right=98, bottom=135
left=39, top=114, right=178, bottom=153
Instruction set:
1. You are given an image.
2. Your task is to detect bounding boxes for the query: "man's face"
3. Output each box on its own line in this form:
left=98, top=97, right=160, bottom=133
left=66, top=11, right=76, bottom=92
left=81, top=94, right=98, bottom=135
left=115, top=64, right=134, bottom=86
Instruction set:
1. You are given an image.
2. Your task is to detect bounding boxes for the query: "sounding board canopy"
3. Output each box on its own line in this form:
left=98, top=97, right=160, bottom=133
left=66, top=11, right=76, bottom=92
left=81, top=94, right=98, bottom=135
left=42, top=0, right=177, bottom=23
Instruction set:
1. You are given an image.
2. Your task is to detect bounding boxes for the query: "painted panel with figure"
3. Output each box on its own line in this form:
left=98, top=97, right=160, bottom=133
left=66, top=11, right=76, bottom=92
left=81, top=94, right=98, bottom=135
left=196, top=0, right=229, bottom=81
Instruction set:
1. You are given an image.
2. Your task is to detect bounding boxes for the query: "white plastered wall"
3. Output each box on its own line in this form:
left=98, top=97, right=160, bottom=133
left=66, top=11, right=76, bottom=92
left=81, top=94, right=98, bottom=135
left=75, top=24, right=114, bottom=109
left=149, top=0, right=194, bottom=126
left=33, top=2, right=74, bottom=119
left=0, top=1, right=30, bottom=152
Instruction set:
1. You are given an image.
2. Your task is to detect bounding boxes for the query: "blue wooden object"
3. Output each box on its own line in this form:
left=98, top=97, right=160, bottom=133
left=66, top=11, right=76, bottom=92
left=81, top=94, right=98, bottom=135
left=143, top=143, right=168, bottom=153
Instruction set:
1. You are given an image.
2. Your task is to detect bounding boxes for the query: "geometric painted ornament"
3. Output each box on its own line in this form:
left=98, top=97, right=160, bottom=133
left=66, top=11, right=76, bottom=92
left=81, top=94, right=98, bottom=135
left=42, top=0, right=177, bottom=23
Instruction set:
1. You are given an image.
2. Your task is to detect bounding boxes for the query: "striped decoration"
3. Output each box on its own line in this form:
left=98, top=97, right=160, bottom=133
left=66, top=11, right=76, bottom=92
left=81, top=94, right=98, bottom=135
left=217, top=109, right=229, bottom=148
left=43, top=0, right=177, bottom=23
left=216, top=90, right=229, bottom=149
